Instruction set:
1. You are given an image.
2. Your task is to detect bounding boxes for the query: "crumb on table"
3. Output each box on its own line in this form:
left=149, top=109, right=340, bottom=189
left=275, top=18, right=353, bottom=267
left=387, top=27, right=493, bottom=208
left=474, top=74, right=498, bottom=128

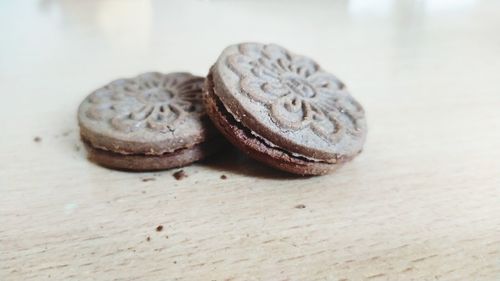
left=173, top=170, right=187, bottom=180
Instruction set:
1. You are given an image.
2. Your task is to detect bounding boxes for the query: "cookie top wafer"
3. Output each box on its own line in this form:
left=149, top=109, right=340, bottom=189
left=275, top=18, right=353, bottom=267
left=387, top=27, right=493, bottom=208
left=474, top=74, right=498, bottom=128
left=78, top=72, right=213, bottom=155
left=211, top=43, right=367, bottom=161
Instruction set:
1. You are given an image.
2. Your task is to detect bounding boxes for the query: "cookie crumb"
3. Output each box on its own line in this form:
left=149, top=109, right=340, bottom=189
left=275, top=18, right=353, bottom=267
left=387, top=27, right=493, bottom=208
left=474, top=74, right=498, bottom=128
left=173, top=170, right=187, bottom=180
left=74, top=144, right=81, bottom=152
left=62, top=130, right=71, bottom=137
left=141, top=190, right=146, bottom=194
left=146, top=236, right=150, bottom=242
left=141, top=177, right=156, bottom=182
left=295, top=204, right=306, bottom=209
left=173, top=261, right=177, bottom=264
left=34, top=136, right=42, bottom=143
left=156, top=225, right=163, bottom=232
left=220, top=174, right=227, bottom=180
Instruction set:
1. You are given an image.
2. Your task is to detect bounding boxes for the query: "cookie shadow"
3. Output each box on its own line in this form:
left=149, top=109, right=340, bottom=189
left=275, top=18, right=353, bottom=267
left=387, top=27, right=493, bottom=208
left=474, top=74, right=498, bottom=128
left=200, top=147, right=306, bottom=180
left=58, top=122, right=303, bottom=180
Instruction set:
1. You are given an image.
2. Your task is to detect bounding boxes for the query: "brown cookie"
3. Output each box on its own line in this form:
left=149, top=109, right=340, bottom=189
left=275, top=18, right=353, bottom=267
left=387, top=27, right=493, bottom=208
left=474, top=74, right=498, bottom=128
left=204, top=43, right=367, bottom=175
left=78, top=72, right=223, bottom=171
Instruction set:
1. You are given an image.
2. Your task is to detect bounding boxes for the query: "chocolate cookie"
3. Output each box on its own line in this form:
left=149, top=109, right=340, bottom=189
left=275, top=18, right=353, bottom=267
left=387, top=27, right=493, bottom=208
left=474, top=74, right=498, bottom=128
left=204, top=43, right=367, bottom=175
left=78, top=72, right=223, bottom=171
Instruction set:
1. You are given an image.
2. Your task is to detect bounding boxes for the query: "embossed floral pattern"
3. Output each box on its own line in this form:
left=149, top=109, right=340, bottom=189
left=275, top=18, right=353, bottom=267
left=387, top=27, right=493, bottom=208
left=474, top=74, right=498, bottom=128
left=226, top=43, right=365, bottom=142
left=85, top=72, right=204, bottom=133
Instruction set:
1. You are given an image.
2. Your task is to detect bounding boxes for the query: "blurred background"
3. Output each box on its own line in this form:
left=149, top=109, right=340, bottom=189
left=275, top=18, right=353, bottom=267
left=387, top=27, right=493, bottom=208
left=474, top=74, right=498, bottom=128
left=1, top=0, right=498, bottom=99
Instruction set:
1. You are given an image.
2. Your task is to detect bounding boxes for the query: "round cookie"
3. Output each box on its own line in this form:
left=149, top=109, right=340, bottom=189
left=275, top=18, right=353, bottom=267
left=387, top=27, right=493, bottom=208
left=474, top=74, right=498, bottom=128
left=78, top=72, right=222, bottom=171
left=204, top=43, right=367, bottom=175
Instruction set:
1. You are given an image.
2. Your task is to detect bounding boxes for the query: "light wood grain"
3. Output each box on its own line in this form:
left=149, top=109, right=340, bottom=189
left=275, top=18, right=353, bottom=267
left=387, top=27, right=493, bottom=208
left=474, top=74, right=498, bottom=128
left=1, top=0, right=499, bottom=280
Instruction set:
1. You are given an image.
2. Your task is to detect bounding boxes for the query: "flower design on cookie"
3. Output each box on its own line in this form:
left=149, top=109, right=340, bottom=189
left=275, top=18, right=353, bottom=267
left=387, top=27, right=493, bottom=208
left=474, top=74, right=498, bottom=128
left=85, top=72, right=204, bottom=133
left=226, top=43, right=365, bottom=142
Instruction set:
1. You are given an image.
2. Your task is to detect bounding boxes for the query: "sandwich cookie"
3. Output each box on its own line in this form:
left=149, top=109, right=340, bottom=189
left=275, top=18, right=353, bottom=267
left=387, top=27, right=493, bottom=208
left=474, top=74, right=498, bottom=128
left=204, top=43, right=367, bottom=175
left=78, top=72, right=222, bottom=171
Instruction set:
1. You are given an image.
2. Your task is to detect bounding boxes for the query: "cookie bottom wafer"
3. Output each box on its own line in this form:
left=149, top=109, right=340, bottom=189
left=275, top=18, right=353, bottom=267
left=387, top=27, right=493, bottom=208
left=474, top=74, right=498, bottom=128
left=83, top=138, right=223, bottom=171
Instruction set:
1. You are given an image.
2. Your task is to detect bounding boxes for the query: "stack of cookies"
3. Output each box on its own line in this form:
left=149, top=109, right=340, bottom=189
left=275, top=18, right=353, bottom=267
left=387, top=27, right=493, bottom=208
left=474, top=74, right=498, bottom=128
left=78, top=43, right=367, bottom=176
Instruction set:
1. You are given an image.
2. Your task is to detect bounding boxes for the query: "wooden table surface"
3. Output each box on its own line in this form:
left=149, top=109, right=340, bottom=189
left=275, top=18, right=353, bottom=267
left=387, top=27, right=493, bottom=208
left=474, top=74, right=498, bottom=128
left=1, top=0, right=499, bottom=280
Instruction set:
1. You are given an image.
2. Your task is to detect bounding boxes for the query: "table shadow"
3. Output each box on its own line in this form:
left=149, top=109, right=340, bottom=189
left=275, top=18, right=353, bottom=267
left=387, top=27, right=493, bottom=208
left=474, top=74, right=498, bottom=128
left=199, top=147, right=307, bottom=180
